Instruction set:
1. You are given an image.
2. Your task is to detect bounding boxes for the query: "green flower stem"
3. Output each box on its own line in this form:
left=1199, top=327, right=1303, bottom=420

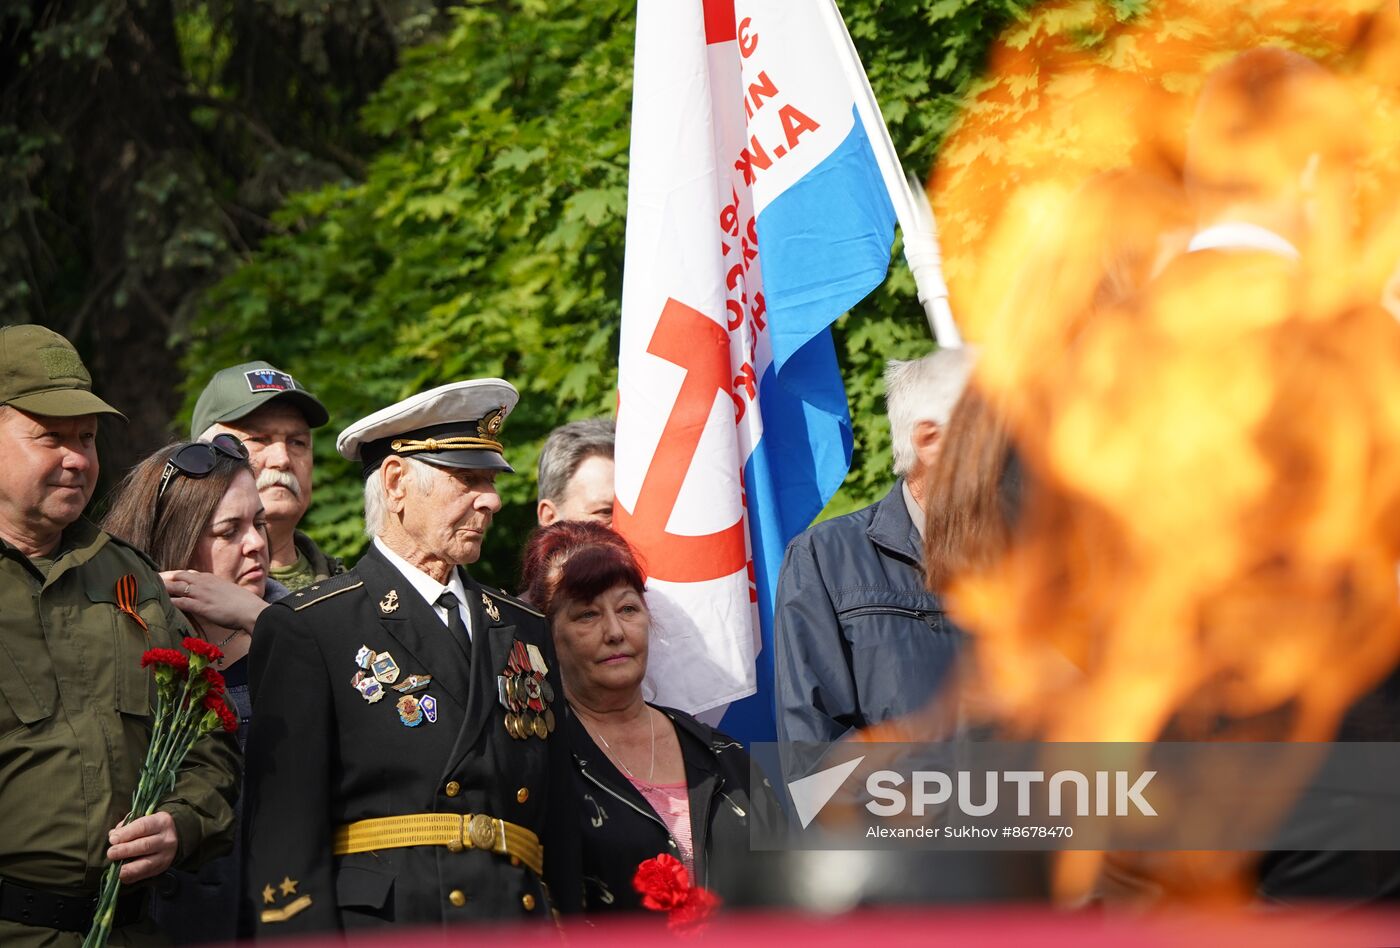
left=81, top=861, right=123, bottom=948
left=84, top=666, right=220, bottom=948
left=130, top=687, right=174, bottom=811
left=153, top=677, right=207, bottom=781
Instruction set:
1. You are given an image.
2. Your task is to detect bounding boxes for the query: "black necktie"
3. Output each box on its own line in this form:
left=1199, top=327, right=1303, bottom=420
left=437, top=591, right=471, bottom=653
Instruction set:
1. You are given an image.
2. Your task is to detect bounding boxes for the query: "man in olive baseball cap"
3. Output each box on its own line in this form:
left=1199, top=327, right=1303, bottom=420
left=190, top=360, right=328, bottom=439
left=0, top=323, right=125, bottom=421
left=0, top=326, right=239, bottom=945
left=0, top=325, right=124, bottom=552
left=191, top=360, right=341, bottom=591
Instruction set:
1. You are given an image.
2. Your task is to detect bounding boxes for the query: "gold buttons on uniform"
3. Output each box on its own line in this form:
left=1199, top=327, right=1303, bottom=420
left=447, top=839, right=464, bottom=853
left=516, top=787, right=529, bottom=804
left=521, top=893, right=536, bottom=911
left=445, top=780, right=461, bottom=797
left=449, top=890, right=466, bottom=907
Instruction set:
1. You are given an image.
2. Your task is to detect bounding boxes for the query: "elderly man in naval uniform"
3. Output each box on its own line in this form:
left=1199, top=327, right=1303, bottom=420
left=240, top=378, right=579, bottom=935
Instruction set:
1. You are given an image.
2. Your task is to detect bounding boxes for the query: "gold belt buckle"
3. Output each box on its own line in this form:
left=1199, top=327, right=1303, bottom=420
left=467, top=813, right=498, bottom=851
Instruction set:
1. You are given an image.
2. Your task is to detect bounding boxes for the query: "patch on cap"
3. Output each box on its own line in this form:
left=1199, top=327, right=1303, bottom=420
left=245, top=369, right=296, bottom=394
left=39, top=345, right=91, bottom=386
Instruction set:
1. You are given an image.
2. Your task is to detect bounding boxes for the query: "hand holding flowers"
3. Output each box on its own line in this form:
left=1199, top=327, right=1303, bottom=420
left=82, top=637, right=238, bottom=948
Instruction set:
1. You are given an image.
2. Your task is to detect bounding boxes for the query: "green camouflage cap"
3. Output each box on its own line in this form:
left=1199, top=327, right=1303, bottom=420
left=0, top=325, right=124, bottom=419
left=190, top=360, right=329, bottom=438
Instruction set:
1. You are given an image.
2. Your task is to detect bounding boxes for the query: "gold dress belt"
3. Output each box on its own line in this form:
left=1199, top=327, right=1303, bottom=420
left=333, top=813, right=543, bottom=876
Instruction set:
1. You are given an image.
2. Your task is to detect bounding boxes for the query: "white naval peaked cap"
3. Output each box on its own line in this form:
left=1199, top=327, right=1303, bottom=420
left=337, top=378, right=520, bottom=477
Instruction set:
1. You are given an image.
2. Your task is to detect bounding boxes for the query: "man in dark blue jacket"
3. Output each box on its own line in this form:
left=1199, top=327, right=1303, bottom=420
left=774, top=348, right=973, bottom=770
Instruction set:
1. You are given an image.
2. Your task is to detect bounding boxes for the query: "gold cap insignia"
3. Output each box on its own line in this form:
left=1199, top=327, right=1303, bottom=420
left=478, top=406, right=507, bottom=439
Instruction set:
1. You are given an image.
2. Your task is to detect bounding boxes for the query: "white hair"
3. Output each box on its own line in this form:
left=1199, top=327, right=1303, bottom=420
left=885, top=347, right=977, bottom=477
left=363, top=456, right=438, bottom=537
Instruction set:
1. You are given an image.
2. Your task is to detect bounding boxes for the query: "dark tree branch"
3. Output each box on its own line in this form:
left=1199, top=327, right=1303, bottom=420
left=178, top=89, right=284, bottom=152
left=220, top=199, right=285, bottom=238
left=132, top=281, right=174, bottom=330
left=66, top=266, right=123, bottom=340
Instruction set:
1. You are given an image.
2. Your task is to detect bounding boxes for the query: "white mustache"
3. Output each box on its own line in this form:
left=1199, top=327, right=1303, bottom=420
left=256, top=469, right=301, bottom=498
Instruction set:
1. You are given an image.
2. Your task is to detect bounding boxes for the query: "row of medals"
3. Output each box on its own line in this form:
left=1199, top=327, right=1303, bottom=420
left=349, top=638, right=557, bottom=738
left=501, top=640, right=555, bottom=740
left=351, top=645, right=435, bottom=727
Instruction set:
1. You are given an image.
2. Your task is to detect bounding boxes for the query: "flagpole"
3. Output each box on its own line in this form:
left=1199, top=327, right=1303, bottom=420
left=815, top=0, right=964, bottom=349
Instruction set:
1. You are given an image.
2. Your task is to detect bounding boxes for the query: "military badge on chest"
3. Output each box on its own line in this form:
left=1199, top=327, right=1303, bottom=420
left=396, top=695, right=424, bottom=727
left=498, top=640, right=555, bottom=740
left=482, top=591, right=501, bottom=622
left=352, top=644, right=438, bottom=726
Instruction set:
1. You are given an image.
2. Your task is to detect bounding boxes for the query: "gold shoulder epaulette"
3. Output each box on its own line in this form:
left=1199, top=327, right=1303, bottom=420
left=290, top=577, right=364, bottom=612
left=480, top=584, right=544, bottom=619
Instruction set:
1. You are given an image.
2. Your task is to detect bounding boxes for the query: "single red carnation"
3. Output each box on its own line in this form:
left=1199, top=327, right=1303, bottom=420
left=202, top=694, right=239, bottom=733
left=140, top=648, right=189, bottom=676
left=201, top=668, right=226, bottom=696
left=633, top=854, right=691, bottom=911
left=669, top=886, right=721, bottom=934
left=183, top=636, right=223, bottom=663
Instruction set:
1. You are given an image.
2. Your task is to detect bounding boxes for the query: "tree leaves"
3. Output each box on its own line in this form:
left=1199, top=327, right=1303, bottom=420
left=184, top=0, right=1032, bottom=585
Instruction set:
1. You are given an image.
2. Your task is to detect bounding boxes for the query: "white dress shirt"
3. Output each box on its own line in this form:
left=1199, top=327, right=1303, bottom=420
left=373, top=537, right=473, bottom=640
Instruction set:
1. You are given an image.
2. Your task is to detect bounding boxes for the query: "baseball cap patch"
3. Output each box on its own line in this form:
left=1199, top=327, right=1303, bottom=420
left=245, top=369, right=296, bottom=393
left=39, top=345, right=91, bottom=385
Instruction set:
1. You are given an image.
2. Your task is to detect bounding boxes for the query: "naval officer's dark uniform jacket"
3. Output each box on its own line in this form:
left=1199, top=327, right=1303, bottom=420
left=240, top=543, right=580, bottom=936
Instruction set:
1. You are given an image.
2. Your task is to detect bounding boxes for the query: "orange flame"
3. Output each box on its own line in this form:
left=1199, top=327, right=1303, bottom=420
left=924, top=1, right=1400, bottom=904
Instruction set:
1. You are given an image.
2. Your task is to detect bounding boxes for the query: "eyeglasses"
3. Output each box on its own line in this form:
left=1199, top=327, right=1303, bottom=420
left=157, top=434, right=249, bottom=501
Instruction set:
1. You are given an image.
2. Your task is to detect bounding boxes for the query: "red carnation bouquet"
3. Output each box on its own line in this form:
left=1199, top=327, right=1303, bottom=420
left=83, top=637, right=238, bottom=948
left=632, top=854, right=721, bottom=935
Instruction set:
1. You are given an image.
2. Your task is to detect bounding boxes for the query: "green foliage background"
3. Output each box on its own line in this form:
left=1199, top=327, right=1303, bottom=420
left=183, top=0, right=1036, bottom=587
left=1, top=0, right=451, bottom=480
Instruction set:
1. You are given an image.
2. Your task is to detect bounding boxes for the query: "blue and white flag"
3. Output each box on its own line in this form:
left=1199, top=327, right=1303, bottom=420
left=615, top=0, right=901, bottom=742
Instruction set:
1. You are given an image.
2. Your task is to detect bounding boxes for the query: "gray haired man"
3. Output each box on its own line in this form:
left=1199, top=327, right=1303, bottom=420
left=241, top=378, right=580, bottom=934
left=774, top=348, right=974, bottom=752
left=536, top=417, right=615, bottom=527
left=191, top=360, right=342, bottom=591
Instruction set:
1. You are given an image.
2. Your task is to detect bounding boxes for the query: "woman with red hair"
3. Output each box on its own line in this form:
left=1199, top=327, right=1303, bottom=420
left=520, top=520, right=779, bottom=915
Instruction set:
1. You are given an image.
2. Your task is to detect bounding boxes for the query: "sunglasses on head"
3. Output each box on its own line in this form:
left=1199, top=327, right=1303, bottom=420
left=157, top=434, right=249, bottom=501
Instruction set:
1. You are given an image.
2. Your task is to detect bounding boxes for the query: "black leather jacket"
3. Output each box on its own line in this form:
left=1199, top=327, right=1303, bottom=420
left=563, top=704, right=783, bottom=913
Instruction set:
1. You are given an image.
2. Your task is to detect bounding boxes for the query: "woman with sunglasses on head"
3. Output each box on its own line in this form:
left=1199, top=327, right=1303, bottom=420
left=101, top=434, right=288, bottom=942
